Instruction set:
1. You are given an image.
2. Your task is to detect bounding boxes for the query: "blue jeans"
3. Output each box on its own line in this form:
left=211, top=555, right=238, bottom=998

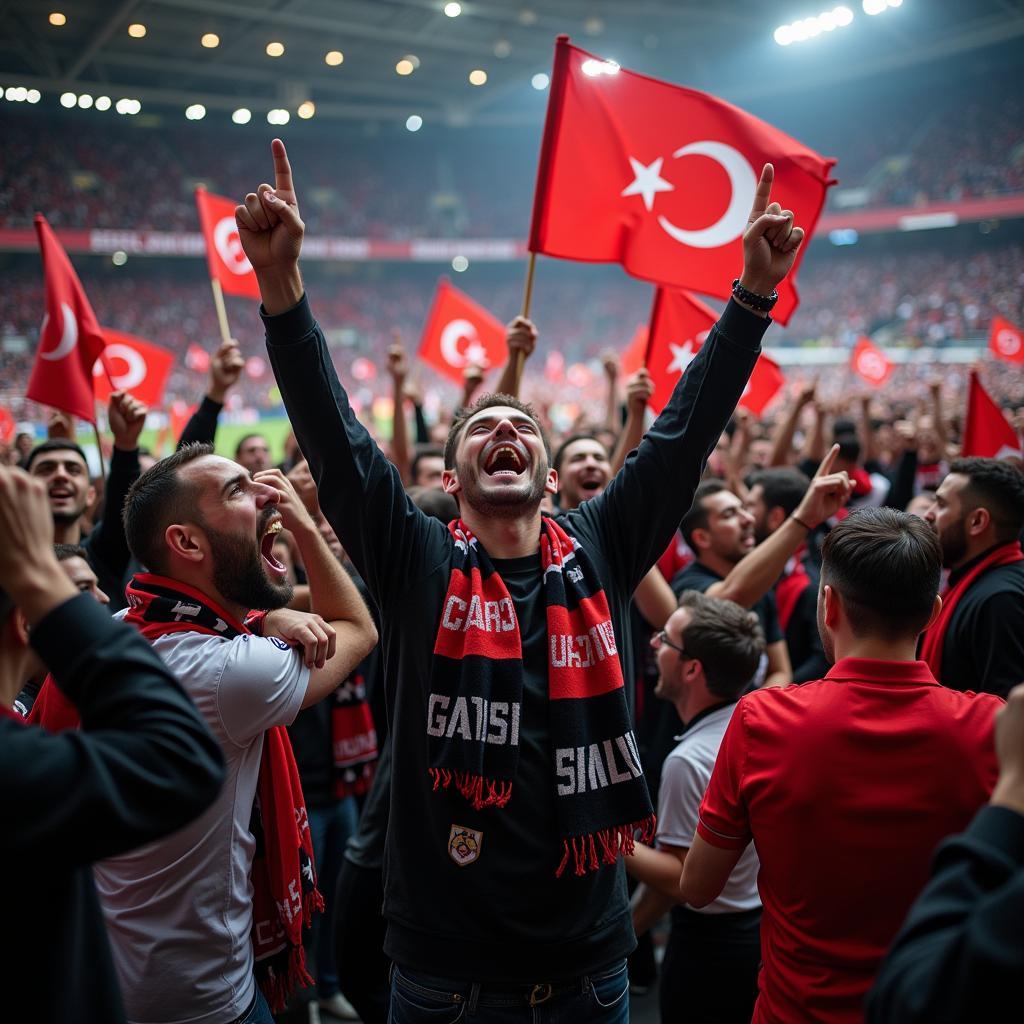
left=388, top=961, right=629, bottom=1023
left=237, top=987, right=275, bottom=1024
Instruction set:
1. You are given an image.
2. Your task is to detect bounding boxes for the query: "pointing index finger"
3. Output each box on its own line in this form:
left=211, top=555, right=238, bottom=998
left=747, top=163, right=774, bottom=224
left=271, top=138, right=295, bottom=198
left=815, top=443, right=840, bottom=478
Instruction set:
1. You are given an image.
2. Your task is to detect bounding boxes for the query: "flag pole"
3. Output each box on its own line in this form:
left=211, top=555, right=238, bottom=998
left=512, top=251, right=538, bottom=389
left=210, top=278, right=232, bottom=346
left=91, top=414, right=107, bottom=487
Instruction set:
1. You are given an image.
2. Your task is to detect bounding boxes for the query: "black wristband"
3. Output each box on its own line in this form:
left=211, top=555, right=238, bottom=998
left=790, top=514, right=813, bottom=532
left=732, top=278, right=779, bottom=312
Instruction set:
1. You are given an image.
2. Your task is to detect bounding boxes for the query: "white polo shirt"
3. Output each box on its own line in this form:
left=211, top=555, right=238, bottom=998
left=657, top=703, right=760, bottom=914
left=94, top=628, right=309, bottom=1024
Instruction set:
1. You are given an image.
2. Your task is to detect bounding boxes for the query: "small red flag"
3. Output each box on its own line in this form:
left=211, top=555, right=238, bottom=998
left=185, top=343, right=211, bottom=373
left=417, top=279, right=507, bottom=385
left=195, top=187, right=261, bottom=299
left=740, top=352, right=785, bottom=417
left=26, top=215, right=107, bottom=422
left=528, top=37, right=836, bottom=325
left=621, top=324, right=648, bottom=377
left=93, top=330, right=175, bottom=407
left=962, top=371, right=1022, bottom=460
left=988, top=315, right=1024, bottom=364
left=0, top=406, right=14, bottom=445
left=850, top=337, right=894, bottom=388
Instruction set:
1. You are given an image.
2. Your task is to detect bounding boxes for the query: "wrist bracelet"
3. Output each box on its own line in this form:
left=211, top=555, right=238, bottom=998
left=790, top=514, right=813, bottom=532
left=732, top=278, right=779, bottom=313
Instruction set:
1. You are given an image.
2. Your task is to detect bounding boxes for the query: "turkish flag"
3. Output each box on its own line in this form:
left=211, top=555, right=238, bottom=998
left=529, top=37, right=836, bottom=325
left=621, top=323, right=648, bottom=376
left=26, top=215, right=107, bottom=422
left=962, top=371, right=1022, bottom=460
left=195, top=187, right=261, bottom=299
left=417, top=279, right=507, bottom=385
left=989, top=315, right=1024, bottom=364
left=741, top=352, right=785, bottom=417
left=92, top=330, right=175, bottom=407
left=851, top=337, right=894, bottom=388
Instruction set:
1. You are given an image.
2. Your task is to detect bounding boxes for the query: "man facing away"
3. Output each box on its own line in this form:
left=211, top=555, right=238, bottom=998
left=90, top=443, right=377, bottom=1024
left=681, top=507, right=1003, bottom=1024
left=238, top=139, right=804, bottom=1021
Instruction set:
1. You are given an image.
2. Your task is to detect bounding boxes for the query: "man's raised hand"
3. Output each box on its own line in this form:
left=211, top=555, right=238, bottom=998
left=741, top=163, right=805, bottom=299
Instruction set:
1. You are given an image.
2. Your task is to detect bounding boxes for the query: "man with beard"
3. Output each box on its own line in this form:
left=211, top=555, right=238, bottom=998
left=239, top=140, right=801, bottom=1021
left=920, top=457, right=1024, bottom=697
left=89, top=442, right=377, bottom=1024
left=626, top=591, right=764, bottom=1024
left=26, top=390, right=147, bottom=610
left=680, top=507, right=1004, bottom=1024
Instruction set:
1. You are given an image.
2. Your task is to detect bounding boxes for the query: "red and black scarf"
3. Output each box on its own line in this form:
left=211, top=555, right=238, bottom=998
left=775, top=545, right=812, bottom=633
left=920, top=541, right=1024, bottom=681
left=430, top=517, right=655, bottom=877
left=331, top=670, right=378, bottom=798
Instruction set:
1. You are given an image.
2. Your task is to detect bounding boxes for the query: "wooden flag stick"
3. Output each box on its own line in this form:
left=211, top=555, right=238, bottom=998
left=512, top=251, right=538, bottom=390
left=91, top=416, right=107, bottom=487
left=210, top=278, right=232, bottom=346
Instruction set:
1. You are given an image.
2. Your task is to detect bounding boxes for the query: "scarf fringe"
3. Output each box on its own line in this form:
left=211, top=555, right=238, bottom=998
left=428, top=768, right=513, bottom=810
left=556, top=815, right=658, bottom=878
left=260, top=941, right=317, bottom=1014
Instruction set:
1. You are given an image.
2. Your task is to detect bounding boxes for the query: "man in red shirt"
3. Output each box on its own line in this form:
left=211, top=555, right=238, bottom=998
left=680, top=506, right=1002, bottom=1024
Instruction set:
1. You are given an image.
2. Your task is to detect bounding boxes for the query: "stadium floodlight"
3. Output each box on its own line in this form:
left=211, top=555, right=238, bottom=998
left=267, top=108, right=290, bottom=125
left=266, top=41, right=285, bottom=57
left=232, top=107, right=252, bottom=124
left=581, top=58, right=620, bottom=77
left=95, top=95, right=111, bottom=110
left=818, top=10, right=837, bottom=29
left=863, top=0, right=887, bottom=12
left=776, top=6, right=855, bottom=44
left=26, top=89, right=41, bottom=103
left=297, top=100, right=315, bottom=119
left=60, top=92, right=77, bottom=107
left=111, top=251, right=128, bottom=266
left=531, top=72, right=550, bottom=90
left=77, top=93, right=93, bottom=108
left=452, top=255, right=469, bottom=272
left=774, top=25, right=793, bottom=45
left=128, top=23, right=146, bottom=38
left=325, top=50, right=344, bottom=66
left=444, top=2, right=462, bottom=16
left=201, top=33, right=220, bottom=48
left=396, top=59, right=415, bottom=76
left=405, top=114, right=423, bottom=132
left=49, top=12, right=67, bottom=27
left=887, top=0, right=902, bottom=6
left=185, top=103, right=206, bottom=120
left=834, top=5, right=854, bottom=24
left=116, top=98, right=140, bottom=115
left=469, top=69, right=487, bottom=86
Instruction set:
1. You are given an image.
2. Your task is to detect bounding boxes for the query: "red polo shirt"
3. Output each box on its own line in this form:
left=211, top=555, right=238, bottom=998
left=697, top=658, right=1002, bottom=1024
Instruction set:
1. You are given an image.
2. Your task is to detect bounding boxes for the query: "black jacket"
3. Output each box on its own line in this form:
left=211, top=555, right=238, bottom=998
left=1, top=595, right=225, bottom=1023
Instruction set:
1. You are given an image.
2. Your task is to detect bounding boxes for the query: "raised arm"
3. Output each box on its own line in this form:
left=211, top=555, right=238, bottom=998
left=387, top=337, right=412, bottom=483
left=769, top=381, right=816, bottom=466
left=609, top=368, right=653, bottom=475
left=178, top=338, right=244, bottom=448
left=493, top=316, right=538, bottom=399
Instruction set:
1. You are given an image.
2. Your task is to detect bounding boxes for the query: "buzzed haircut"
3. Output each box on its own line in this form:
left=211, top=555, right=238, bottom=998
left=679, top=479, right=729, bottom=551
left=677, top=589, right=764, bottom=699
left=122, top=443, right=214, bottom=574
left=443, top=392, right=551, bottom=470
left=821, top=506, right=941, bottom=639
left=552, top=433, right=607, bottom=475
left=949, top=457, right=1024, bottom=542
left=25, top=439, right=89, bottom=473
left=747, top=467, right=811, bottom=518
left=54, top=543, right=89, bottom=562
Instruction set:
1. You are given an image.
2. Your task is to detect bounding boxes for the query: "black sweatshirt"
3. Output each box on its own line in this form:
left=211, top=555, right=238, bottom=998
left=1, top=594, right=225, bottom=1023
left=867, top=804, right=1024, bottom=1023
left=82, top=445, right=140, bottom=611
left=265, top=294, right=765, bottom=983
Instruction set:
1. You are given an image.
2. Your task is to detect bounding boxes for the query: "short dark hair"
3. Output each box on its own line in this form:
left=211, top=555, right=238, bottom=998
left=443, top=393, right=551, bottom=470
left=677, top=590, right=764, bottom=698
left=54, top=543, right=89, bottom=562
left=234, top=433, right=268, bottom=458
left=123, top=443, right=214, bottom=573
left=949, top=457, right=1024, bottom=542
left=552, top=433, right=608, bottom=475
left=679, top=479, right=729, bottom=550
left=821, top=507, right=941, bottom=638
left=25, top=439, right=89, bottom=473
left=411, top=487, right=459, bottom=523
left=410, top=445, right=445, bottom=482
left=834, top=432, right=861, bottom=464
left=747, top=467, right=811, bottom=518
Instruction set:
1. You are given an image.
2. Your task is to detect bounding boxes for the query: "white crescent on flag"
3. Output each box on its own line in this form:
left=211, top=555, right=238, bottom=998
left=40, top=302, right=79, bottom=361
left=94, top=343, right=147, bottom=389
left=213, top=216, right=254, bottom=275
left=440, top=318, right=489, bottom=368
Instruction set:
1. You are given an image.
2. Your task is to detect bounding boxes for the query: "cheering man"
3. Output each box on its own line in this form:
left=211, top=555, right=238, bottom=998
left=240, top=139, right=804, bottom=1021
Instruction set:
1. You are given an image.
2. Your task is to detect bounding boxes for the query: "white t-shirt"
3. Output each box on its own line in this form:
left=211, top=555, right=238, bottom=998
left=657, top=704, right=760, bottom=914
left=93, top=629, right=309, bottom=1024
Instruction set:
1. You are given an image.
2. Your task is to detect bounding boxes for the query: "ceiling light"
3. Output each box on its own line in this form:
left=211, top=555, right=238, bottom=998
left=26, top=88, right=41, bottom=103
left=267, top=108, right=290, bottom=125
left=266, top=41, right=285, bottom=57
left=405, top=114, right=423, bottom=132
left=116, top=98, right=140, bottom=115
left=444, top=2, right=462, bottom=15
left=232, top=107, right=252, bottom=124
left=95, top=95, right=111, bottom=110
left=111, top=250, right=128, bottom=266
left=77, top=93, right=93, bottom=108
left=201, top=33, right=220, bottom=48
left=452, top=255, right=469, bottom=272
left=468, top=69, right=487, bottom=86
left=531, top=72, right=549, bottom=90
left=581, top=58, right=620, bottom=77
left=297, top=100, right=315, bottom=119
left=325, top=50, right=344, bottom=66
left=127, top=23, right=146, bottom=38
left=396, top=59, right=415, bottom=75
left=49, top=12, right=66, bottom=26
left=834, top=6, right=854, bottom=25
left=185, top=103, right=206, bottom=120
left=863, top=0, right=886, bottom=12
left=60, top=92, right=77, bottom=108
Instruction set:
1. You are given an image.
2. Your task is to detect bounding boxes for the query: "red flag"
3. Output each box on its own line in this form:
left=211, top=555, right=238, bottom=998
left=989, top=315, right=1024, bottom=364
left=417, top=279, right=507, bottom=385
left=850, top=337, right=894, bottom=388
left=962, top=371, right=1022, bottom=460
left=621, top=324, right=648, bottom=376
left=168, top=399, right=196, bottom=441
left=26, top=215, right=107, bottom=422
left=740, top=352, right=785, bottom=417
left=0, top=406, right=14, bottom=445
left=93, top=330, right=175, bottom=407
left=185, top=343, right=211, bottom=373
left=195, top=187, right=261, bottom=299
left=529, top=37, right=836, bottom=325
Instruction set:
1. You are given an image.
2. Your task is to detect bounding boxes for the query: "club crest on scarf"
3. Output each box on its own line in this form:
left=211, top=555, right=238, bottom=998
left=448, top=824, right=484, bottom=867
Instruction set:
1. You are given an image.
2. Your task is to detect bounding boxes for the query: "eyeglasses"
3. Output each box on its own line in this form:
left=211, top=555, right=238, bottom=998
left=651, top=630, right=687, bottom=656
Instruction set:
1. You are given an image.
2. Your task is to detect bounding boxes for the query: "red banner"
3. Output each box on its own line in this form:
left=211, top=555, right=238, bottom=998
left=417, top=279, right=507, bottom=385
left=988, top=315, right=1024, bottom=364
left=962, top=371, right=1022, bottom=460
left=850, top=336, right=894, bottom=387
left=195, top=187, right=261, bottom=299
left=93, top=330, right=175, bottom=407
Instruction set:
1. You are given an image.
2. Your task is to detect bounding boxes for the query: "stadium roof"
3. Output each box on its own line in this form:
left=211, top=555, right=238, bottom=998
left=3, top=0, right=1023, bottom=128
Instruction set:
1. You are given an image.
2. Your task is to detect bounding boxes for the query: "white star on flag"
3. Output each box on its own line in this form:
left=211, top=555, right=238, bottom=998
left=667, top=341, right=696, bottom=376
left=621, top=156, right=674, bottom=212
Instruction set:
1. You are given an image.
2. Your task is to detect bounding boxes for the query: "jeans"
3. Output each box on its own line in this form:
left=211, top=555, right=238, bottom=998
left=237, top=987, right=275, bottom=1024
left=308, top=797, right=359, bottom=997
left=388, top=961, right=629, bottom=1023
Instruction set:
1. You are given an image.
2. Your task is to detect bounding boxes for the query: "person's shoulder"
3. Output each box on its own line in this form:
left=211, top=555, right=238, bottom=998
left=672, top=561, right=716, bottom=593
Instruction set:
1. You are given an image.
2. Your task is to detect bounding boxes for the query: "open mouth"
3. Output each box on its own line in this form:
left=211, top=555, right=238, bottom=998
left=259, top=518, right=287, bottom=577
left=577, top=474, right=605, bottom=495
left=483, top=443, right=527, bottom=479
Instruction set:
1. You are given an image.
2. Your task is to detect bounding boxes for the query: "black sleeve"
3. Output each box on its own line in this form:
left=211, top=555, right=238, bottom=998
left=759, top=591, right=783, bottom=646
left=413, top=402, right=431, bottom=445
left=263, top=296, right=449, bottom=612
left=867, top=805, right=1024, bottom=1024
left=965, top=591, right=1024, bottom=699
left=0, top=594, right=225, bottom=866
left=569, top=299, right=766, bottom=594
left=884, top=450, right=918, bottom=512
left=789, top=584, right=831, bottom=683
left=82, top=445, right=139, bottom=586
left=177, top=395, right=223, bottom=449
